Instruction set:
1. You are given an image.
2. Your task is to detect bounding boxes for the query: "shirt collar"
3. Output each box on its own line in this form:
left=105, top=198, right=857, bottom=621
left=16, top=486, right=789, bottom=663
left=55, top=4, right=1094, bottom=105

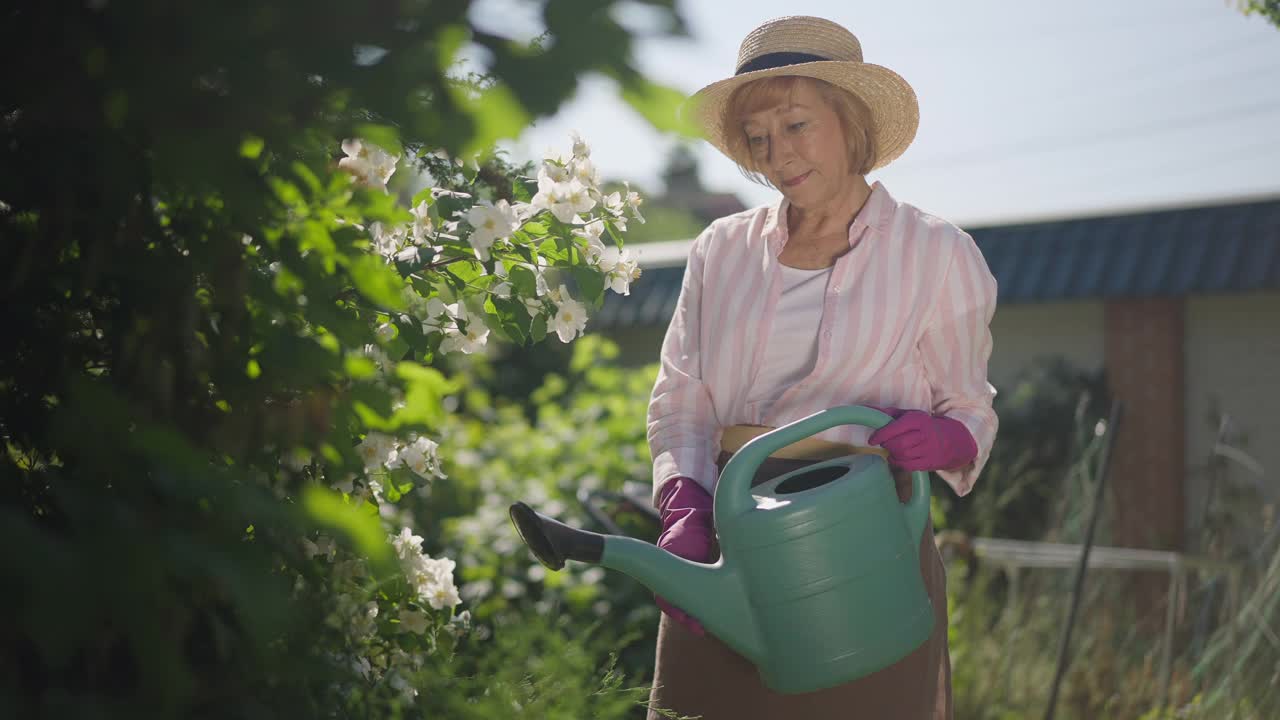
left=764, top=180, right=896, bottom=256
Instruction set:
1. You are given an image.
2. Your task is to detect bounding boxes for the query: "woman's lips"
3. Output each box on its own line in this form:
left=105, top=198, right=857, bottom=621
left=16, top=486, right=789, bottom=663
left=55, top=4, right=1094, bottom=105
left=783, top=171, right=811, bottom=187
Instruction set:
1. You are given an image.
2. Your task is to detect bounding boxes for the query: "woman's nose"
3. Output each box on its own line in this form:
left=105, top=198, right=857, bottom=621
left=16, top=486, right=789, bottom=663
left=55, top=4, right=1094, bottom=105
left=769, top=132, right=799, bottom=167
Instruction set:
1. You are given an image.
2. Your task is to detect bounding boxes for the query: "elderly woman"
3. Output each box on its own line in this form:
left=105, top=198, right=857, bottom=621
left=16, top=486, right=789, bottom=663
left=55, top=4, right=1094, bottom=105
left=645, top=15, right=998, bottom=720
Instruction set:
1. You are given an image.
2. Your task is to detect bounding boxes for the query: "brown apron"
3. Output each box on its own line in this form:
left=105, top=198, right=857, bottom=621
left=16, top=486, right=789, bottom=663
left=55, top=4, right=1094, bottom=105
left=646, top=425, right=953, bottom=720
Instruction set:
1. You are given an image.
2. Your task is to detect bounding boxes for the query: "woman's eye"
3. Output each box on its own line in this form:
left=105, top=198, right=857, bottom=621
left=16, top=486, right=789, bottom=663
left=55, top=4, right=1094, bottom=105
left=788, top=121, right=807, bottom=132
left=748, top=135, right=766, bottom=146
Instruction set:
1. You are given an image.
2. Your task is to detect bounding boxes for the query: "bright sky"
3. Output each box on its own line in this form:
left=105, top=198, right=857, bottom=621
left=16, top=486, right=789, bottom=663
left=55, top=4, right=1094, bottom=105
left=480, top=0, right=1280, bottom=227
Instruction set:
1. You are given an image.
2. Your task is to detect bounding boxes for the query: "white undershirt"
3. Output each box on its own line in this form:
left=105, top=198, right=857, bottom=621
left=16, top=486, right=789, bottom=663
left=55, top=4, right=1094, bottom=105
left=746, top=263, right=832, bottom=413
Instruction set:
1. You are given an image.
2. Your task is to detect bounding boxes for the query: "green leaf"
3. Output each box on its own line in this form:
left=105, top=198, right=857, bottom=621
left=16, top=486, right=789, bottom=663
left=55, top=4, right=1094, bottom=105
left=530, top=314, right=547, bottom=343
left=240, top=135, right=265, bottom=159
left=509, top=264, right=538, bottom=297
left=270, top=177, right=305, bottom=210
left=511, top=177, right=532, bottom=203
left=385, top=331, right=410, bottom=362
left=434, top=24, right=471, bottom=70
left=446, top=259, right=483, bottom=285
left=344, top=353, right=377, bottom=379
left=300, top=220, right=337, bottom=268
left=451, top=81, right=532, bottom=157
left=292, top=161, right=323, bottom=195
left=489, top=296, right=527, bottom=345
left=349, top=256, right=405, bottom=310
left=618, top=76, right=701, bottom=137
left=523, top=222, right=548, bottom=236
left=537, top=238, right=565, bottom=261
left=388, top=362, right=457, bottom=430
left=571, top=265, right=605, bottom=306
left=302, top=486, right=395, bottom=575
left=411, top=187, right=438, bottom=208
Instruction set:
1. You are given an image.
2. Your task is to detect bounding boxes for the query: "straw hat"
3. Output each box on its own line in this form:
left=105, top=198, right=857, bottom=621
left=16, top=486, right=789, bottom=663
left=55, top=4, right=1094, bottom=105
left=689, top=16, right=919, bottom=171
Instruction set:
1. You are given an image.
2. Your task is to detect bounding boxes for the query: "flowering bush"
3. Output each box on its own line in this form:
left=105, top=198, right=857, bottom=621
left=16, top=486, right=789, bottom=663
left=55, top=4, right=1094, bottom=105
left=286, top=132, right=647, bottom=708
left=0, top=1, right=692, bottom=717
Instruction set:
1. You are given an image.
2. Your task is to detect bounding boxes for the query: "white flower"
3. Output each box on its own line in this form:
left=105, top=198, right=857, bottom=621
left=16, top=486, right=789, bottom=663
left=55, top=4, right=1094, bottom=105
left=603, top=249, right=640, bottom=295
left=439, top=323, right=489, bottom=355
left=571, top=156, right=599, bottom=189
left=361, top=343, right=393, bottom=377
left=376, top=322, right=396, bottom=341
left=574, top=219, right=607, bottom=265
left=491, top=281, right=512, bottom=299
left=369, top=221, right=408, bottom=261
left=399, top=436, right=445, bottom=480
left=391, top=527, right=424, bottom=561
left=623, top=182, right=644, bottom=223
left=339, top=138, right=399, bottom=190
left=561, top=179, right=597, bottom=221
left=436, top=301, right=489, bottom=355
left=464, top=199, right=519, bottom=261
left=570, top=130, right=590, bottom=160
left=419, top=296, right=451, bottom=334
left=358, top=432, right=396, bottom=471
left=402, top=553, right=462, bottom=610
left=425, top=582, right=462, bottom=610
left=409, top=199, right=434, bottom=243
left=510, top=200, right=539, bottom=223
left=551, top=285, right=588, bottom=343
left=531, top=170, right=596, bottom=224
left=540, top=156, right=571, bottom=183
left=533, top=258, right=550, bottom=296
left=398, top=608, right=430, bottom=635
left=352, top=656, right=373, bottom=680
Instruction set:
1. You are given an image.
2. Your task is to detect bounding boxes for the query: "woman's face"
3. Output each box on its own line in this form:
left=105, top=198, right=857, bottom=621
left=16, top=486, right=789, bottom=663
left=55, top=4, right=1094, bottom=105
left=740, top=79, right=855, bottom=211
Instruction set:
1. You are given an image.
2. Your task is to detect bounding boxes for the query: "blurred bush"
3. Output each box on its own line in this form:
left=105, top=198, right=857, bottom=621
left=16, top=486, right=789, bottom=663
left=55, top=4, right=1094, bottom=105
left=0, top=1, right=691, bottom=718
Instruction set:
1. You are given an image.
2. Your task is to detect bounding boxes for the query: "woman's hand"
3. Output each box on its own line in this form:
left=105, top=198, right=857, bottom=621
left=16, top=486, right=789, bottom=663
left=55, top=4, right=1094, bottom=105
left=654, top=476, right=715, bottom=635
left=868, top=408, right=978, bottom=473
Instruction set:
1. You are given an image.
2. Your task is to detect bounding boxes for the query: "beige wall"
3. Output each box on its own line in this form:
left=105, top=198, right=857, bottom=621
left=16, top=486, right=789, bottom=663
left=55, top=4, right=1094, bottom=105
left=1184, top=291, right=1280, bottom=541
left=988, top=301, right=1105, bottom=389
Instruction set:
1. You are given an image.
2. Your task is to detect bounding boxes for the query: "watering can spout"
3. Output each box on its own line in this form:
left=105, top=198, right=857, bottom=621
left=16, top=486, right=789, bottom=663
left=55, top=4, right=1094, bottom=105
left=508, top=501, right=606, bottom=569
left=508, top=501, right=764, bottom=665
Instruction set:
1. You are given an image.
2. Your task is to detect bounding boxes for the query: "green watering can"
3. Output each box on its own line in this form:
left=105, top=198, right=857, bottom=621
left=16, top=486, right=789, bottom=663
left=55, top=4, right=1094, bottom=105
left=508, top=405, right=934, bottom=695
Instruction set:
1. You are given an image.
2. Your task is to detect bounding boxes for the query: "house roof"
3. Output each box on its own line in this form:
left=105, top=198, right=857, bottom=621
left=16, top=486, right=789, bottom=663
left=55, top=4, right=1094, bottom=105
left=593, top=195, right=1280, bottom=329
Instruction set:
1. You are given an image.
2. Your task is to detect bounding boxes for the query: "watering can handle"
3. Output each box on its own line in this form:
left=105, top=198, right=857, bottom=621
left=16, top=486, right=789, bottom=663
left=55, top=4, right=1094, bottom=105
left=715, top=405, right=931, bottom=546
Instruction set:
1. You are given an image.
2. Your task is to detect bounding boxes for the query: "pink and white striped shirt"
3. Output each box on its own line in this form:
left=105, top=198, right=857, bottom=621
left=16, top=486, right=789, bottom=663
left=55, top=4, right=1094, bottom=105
left=646, top=181, right=999, bottom=502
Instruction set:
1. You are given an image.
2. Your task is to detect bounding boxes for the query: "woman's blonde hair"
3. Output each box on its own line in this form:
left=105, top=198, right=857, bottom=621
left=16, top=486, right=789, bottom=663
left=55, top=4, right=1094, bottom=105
left=721, top=75, right=877, bottom=186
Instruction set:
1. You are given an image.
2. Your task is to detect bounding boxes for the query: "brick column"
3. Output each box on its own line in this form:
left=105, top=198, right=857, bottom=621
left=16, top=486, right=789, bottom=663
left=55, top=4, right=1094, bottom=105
left=1104, top=297, right=1186, bottom=551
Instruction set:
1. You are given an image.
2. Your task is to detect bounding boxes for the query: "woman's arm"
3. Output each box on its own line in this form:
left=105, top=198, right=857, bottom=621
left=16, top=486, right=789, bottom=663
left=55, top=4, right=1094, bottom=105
left=647, top=227, right=721, bottom=505
left=918, top=230, right=999, bottom=496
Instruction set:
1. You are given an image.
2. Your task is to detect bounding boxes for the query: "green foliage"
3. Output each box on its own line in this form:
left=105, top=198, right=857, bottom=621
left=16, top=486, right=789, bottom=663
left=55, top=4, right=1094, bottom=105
left=936, top=357, right=1110, bottom=541
left=427, top=336, right=660, bottom=625
left=0, top=1, right=691, bottom=718
left=1239, top=0, right=1280, bottom=28
left=375, top=335, right=668, bottom=717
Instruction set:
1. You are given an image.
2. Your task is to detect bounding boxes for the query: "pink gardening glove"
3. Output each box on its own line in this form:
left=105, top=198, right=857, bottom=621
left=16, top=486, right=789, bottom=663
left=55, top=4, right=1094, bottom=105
left=867, top=408, right=978, bottom=473
left=654, top=476, right=715, bottom=636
